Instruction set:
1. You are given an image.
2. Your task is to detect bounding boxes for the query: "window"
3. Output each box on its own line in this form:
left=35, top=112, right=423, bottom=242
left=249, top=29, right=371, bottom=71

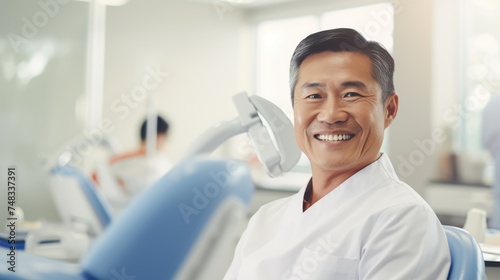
left=255, top=3, right=395, bottom=173
left=459, top=0, right=500, bottom=153
left=255, top=16, right=318, bottom=119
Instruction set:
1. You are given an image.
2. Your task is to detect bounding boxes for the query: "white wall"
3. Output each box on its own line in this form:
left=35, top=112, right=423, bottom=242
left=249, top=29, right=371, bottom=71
left=102, top=0, right=251, bottom=163
left=387, top=0, right=434, bottom=195
left=0, top=0, right=90, bottom=223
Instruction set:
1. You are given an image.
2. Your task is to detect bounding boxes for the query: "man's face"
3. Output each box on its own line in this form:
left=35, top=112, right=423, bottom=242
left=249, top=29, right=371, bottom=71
left=293, top=51, right=398, bottom=175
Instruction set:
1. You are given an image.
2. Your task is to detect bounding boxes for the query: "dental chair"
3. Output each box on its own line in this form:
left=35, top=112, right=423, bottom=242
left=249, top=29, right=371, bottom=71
left=0, top=92, right=301, bottom=279
left=15, top=166, right=115, bottom=262
left=0, top=157, right=253, bottom=279
left=49, top=165, right=114, bottom=238
left=444, top=225, right=486, bottom=280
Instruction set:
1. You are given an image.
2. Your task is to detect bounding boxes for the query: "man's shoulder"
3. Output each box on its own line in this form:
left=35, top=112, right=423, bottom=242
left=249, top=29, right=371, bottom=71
left=251, top=192, right=298, bottom=221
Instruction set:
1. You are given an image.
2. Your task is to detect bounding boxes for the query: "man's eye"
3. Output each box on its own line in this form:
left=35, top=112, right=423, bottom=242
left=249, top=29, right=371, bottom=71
left=344, top=92, right=361, bottom=98
left=306, top=94, right=322, bottom=99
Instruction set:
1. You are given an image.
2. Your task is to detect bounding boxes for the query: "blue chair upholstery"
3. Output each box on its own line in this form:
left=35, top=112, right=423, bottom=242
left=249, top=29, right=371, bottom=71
left=444, top=225, right=486, bottom=280
left=0, top=156, right=254, bottom=279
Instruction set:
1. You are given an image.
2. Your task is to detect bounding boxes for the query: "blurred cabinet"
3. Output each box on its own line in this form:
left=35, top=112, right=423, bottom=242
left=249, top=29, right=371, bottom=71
left=425, top=181, right=494, bottom=219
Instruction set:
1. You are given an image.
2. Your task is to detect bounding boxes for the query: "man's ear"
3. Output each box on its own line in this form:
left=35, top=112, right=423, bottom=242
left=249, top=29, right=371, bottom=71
left=384, top=92, right=398, bottom=128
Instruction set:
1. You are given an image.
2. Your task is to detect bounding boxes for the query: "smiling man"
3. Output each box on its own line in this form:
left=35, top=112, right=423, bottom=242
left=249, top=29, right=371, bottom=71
left=224, top=28, right=450, bottom=280
left=294, top=50, right=393, bottom=208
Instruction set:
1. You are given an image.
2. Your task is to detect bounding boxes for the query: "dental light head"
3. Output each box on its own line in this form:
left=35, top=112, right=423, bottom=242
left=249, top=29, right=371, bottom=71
left=185, top=92, right=301, bottom=177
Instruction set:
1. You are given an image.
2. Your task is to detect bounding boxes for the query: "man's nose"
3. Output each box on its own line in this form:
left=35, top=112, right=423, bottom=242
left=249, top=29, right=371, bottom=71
left=317, top=98, right=348, bottom=124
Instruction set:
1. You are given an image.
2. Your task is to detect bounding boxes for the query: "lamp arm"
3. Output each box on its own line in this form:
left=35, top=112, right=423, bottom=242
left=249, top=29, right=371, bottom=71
left=183, top=118, right=247, bottom=159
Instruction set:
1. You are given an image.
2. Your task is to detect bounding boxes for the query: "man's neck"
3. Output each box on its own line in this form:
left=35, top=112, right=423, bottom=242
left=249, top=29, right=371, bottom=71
left=308, top=170, right=354, bottom=207
left=305, top=154, right=383, bottom=209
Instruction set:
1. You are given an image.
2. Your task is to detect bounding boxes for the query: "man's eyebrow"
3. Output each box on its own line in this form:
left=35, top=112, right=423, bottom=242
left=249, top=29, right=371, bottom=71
left=341, top=81, right=368, bottom=90
left=300, top=81, right=369, bottom=91
left=301, top=82, right=325, bottom=90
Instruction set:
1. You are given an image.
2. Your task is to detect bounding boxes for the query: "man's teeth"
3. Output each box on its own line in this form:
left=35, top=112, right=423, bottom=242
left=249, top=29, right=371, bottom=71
left=316, top=134, right=353, bottom=141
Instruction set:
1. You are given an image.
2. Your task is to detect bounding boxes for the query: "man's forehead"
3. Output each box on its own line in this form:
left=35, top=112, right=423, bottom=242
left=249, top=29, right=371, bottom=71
left=297, top=52, right=373, bottom=80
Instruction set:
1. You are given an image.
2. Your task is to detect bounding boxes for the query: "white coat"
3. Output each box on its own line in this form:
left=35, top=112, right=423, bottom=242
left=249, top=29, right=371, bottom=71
left=110, top=154, right=172, bottom=195
left=224, top=154, right=450, bottom=280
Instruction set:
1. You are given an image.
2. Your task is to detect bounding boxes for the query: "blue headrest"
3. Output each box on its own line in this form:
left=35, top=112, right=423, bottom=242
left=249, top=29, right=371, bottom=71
left=81, top=156, right=254, bottom=279
left=444, top=225, right=486, bottom=280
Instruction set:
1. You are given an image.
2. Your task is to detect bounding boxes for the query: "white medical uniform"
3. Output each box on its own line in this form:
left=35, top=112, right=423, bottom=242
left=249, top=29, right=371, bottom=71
left=110, top=154, right=172, bottom=196
left=224, top=154, right=450, bottom=280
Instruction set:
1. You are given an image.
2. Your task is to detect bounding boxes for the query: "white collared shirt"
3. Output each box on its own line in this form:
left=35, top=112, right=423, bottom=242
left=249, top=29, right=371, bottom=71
left=224, top=154, right=450, bottom=280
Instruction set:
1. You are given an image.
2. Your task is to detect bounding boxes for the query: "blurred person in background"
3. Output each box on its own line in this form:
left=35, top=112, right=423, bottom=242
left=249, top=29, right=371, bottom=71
left=482, top=94, right=500, bottom=229
left=93, top=115, right=172, bottom=197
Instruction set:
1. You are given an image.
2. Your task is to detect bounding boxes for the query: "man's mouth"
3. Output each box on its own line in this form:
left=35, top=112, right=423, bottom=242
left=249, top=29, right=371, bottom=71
left=314, top=134, right=355, bottom=142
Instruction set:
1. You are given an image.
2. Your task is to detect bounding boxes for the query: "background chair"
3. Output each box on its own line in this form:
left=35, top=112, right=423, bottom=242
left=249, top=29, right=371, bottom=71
left=444, top=225, right=486, bottom=280
left=0, top=156, right=253, bottom=279
left=49, top=165, right=114, bottom=238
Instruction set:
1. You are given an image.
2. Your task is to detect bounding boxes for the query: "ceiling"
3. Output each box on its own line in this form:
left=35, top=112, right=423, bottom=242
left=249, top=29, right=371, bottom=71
left=187, top=0, right=305, bottom=9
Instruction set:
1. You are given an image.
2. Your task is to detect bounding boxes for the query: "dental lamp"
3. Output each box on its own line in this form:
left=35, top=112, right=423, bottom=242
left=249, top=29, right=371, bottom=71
left=185, top=92, right=301, bottom=177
